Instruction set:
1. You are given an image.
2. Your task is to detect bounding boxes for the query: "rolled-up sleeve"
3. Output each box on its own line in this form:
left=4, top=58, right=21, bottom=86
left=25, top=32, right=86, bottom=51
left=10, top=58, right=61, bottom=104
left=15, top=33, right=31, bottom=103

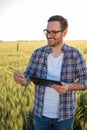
left=75, top=51, right=87, bottom=88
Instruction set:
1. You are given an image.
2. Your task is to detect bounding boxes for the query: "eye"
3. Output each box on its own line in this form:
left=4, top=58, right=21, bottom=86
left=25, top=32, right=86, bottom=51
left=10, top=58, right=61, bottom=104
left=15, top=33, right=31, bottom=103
left=43, top=29, right=62, bottom=36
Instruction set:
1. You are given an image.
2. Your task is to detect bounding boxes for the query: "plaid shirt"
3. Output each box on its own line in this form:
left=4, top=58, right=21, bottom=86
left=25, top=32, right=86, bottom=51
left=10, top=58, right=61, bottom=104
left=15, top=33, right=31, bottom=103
left=24, top=43, right=87, bottom=121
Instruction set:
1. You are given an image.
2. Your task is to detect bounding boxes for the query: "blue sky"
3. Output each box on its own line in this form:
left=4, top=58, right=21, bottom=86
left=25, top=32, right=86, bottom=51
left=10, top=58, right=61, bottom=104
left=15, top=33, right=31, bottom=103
left=0, top=0, right=87, bottom=41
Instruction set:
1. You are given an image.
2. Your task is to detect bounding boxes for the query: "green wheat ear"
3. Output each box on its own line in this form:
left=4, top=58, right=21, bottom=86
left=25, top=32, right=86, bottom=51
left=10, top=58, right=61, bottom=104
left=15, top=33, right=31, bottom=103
left=8, top=66, right=17, bottom=71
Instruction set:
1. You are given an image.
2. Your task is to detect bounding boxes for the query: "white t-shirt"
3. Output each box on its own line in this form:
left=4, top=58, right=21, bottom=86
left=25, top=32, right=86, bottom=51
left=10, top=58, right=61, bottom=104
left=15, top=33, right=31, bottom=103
left=42, top=53, right=63, bottom=118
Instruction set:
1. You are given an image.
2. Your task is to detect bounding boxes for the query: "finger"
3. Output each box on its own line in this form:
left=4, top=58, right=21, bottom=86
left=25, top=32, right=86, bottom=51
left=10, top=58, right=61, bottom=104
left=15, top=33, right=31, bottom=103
left=13, top=71, right=19, bottom=77
left=52, top=84, right=66, bottom=94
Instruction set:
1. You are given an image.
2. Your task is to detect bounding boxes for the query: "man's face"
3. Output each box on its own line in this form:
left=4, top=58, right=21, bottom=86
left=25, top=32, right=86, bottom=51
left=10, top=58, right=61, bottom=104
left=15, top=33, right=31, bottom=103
left=46, top=21, right=64, bottom=47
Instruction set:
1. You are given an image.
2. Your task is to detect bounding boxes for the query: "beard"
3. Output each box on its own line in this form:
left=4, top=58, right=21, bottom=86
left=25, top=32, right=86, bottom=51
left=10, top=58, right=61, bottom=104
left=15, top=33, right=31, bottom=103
left=48, top=37, right=63, bottom=47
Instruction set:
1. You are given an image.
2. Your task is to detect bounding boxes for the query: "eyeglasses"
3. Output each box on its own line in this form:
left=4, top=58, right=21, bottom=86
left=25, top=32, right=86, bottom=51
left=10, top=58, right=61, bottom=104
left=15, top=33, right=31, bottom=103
left=43, top=29, right=62, bottom=36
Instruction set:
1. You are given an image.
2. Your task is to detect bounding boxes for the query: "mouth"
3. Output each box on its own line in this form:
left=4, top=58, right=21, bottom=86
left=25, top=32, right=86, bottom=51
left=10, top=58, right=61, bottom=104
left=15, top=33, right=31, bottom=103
left=48, top=38, right=56, bottom=44
left=47, top=39, right=55, bottom=47
left=48, top=38, right=55, bottom=42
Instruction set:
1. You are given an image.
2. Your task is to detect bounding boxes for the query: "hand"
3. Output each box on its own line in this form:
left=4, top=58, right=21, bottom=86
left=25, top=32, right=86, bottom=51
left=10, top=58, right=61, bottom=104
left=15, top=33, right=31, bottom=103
left=51, top=82, right=69, bottom=94
left=13, top=71, right=27, bottom=86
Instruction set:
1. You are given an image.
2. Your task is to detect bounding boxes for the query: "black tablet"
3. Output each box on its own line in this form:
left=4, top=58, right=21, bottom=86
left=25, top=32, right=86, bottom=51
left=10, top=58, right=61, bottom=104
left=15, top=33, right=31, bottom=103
left=29, top=76, right=61, bottom=86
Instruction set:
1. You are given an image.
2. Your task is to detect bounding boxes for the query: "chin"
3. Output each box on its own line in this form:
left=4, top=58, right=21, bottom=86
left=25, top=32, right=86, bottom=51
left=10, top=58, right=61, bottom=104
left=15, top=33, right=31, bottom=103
left=48, top=42, right=54, bottom=46
left=48, top=44, right=53, bottom=47
left=48, top=42, right=55, bottom=47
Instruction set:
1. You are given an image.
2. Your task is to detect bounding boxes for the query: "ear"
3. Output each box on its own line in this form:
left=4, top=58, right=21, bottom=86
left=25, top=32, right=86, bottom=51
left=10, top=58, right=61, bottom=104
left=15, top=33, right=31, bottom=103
left=63, top=28, right=68, bottom=37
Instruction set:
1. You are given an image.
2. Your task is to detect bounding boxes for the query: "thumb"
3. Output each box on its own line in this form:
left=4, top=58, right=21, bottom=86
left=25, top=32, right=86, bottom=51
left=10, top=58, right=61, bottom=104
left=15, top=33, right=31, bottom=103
left=61, top=82, right=66, bottom=86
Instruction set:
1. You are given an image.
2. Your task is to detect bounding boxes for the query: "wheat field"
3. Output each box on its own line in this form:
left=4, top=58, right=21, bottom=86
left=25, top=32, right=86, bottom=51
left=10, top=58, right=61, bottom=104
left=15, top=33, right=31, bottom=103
left=0, top=40, right=87, bottom=130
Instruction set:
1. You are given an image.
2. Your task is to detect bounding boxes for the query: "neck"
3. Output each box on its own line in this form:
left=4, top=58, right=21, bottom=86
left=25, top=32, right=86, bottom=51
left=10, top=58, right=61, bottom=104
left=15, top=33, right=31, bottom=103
left=51, top=43, right=64, bottom=58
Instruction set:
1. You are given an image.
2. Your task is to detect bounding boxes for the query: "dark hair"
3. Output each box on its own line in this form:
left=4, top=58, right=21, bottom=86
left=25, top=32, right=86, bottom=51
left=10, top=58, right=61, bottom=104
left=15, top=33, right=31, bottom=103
left=48, top=15, right=68, bottom=31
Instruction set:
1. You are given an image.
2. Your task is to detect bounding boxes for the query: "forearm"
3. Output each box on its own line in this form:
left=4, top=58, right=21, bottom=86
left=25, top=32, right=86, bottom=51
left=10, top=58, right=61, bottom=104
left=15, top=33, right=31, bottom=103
left=68, top=83, right=85, bottom=91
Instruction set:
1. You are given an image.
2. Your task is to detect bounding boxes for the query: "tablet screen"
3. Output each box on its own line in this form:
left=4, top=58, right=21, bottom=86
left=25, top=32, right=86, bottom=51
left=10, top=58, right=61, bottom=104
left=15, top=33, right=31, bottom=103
left=30, top=76, right=61, bottom=86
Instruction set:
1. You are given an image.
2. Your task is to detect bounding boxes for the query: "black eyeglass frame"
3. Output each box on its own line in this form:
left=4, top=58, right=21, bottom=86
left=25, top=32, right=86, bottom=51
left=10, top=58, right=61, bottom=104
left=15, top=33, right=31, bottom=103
left=43, top=29, right=63, bottom=36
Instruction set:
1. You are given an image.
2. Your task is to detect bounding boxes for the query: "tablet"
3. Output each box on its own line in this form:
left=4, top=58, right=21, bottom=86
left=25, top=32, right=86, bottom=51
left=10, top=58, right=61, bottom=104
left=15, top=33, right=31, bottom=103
left=29, top=76, right=61, bottom=86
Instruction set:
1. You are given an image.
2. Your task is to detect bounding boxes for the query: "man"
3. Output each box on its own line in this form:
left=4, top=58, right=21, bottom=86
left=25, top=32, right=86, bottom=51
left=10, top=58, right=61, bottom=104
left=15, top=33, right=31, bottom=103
left=14, top=15, right=87, bottom=130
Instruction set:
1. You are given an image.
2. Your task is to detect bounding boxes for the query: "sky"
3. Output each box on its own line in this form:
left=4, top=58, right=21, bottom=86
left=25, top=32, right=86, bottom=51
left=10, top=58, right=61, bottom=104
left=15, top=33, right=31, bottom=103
left=0, top=0, right=87, bottom=41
